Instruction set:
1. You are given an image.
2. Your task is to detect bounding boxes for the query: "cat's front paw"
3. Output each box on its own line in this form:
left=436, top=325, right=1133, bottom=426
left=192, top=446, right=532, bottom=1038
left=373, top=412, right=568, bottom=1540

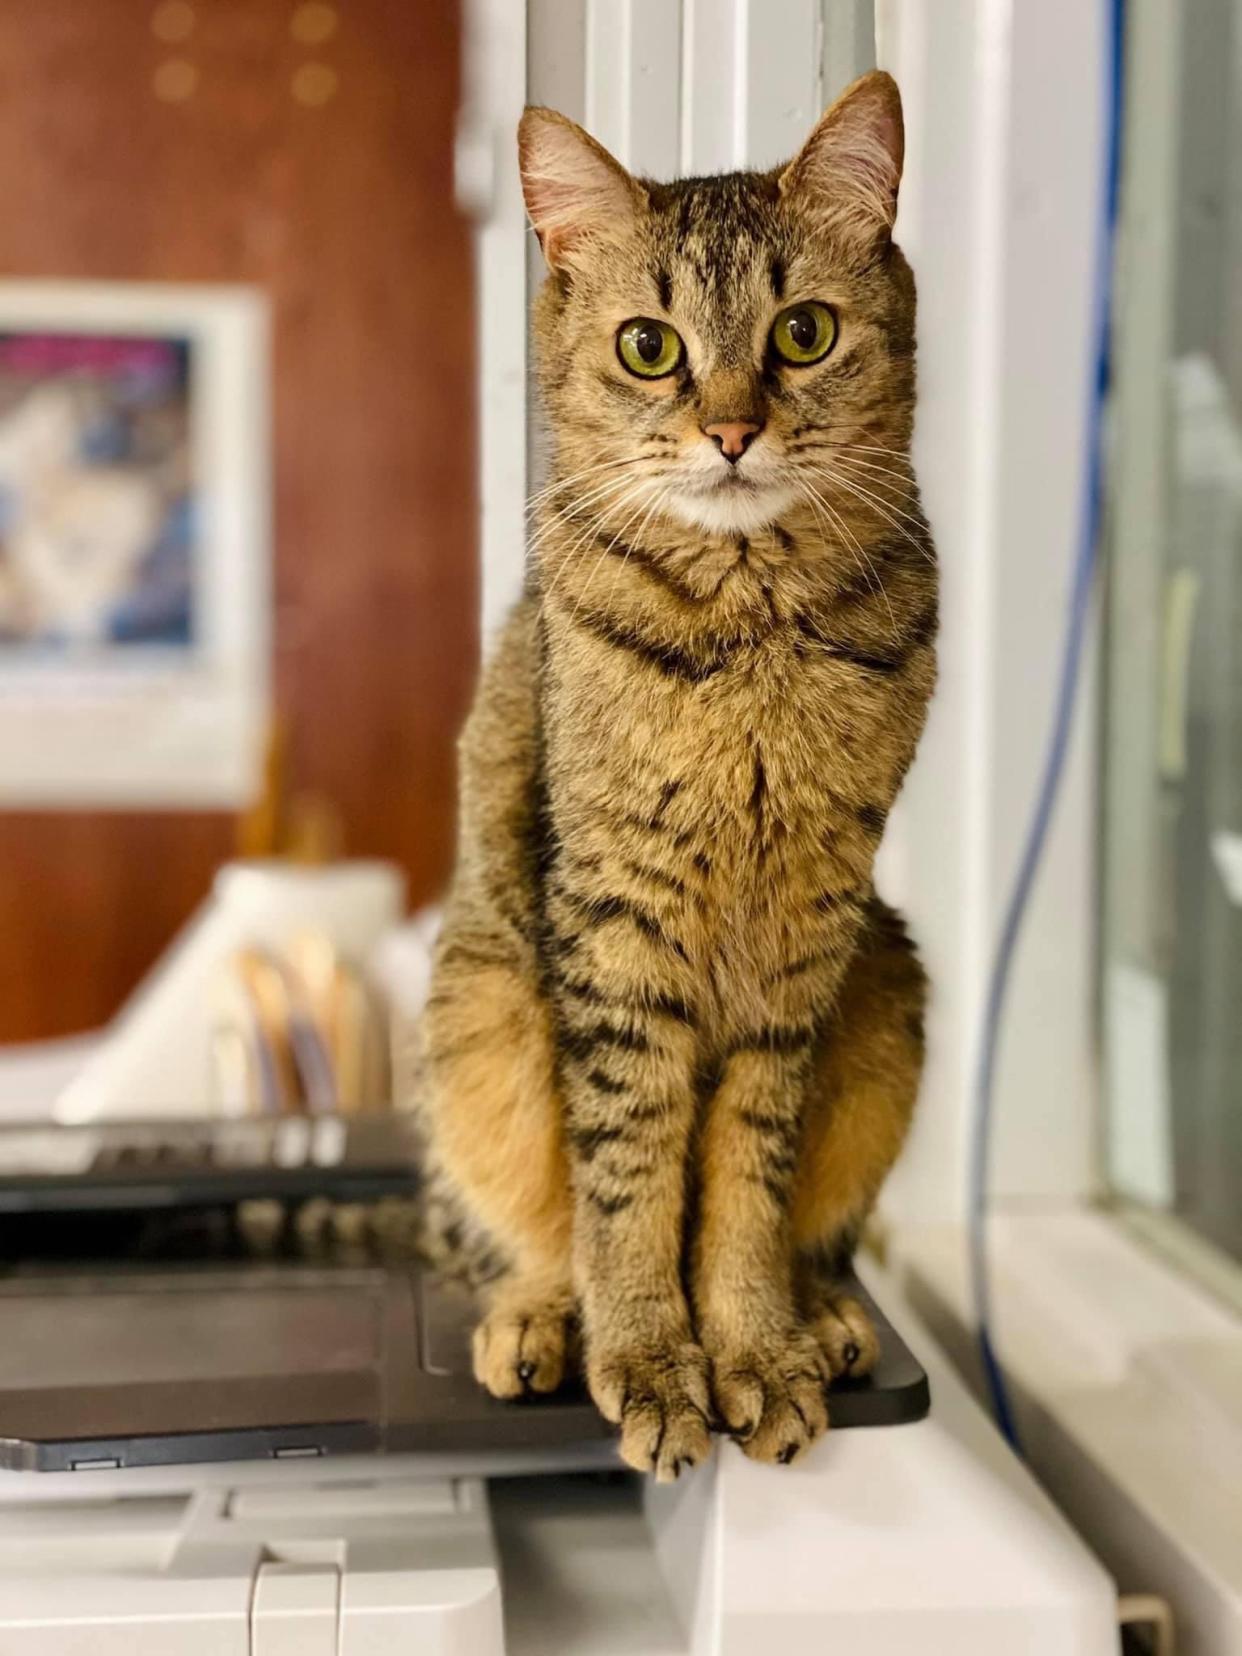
left=708, top=1328, right=831, bottom=1465
left=588, top=1339, right=713, bottom=1482
left=472, top=1303, right=573, bottom=1399
left=808, top=1289, right=881, bottom=1380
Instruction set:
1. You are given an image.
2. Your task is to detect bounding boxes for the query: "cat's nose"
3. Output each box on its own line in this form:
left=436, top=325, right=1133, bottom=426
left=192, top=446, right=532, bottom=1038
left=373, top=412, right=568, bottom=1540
left=702, top=418, right=764, bottom=464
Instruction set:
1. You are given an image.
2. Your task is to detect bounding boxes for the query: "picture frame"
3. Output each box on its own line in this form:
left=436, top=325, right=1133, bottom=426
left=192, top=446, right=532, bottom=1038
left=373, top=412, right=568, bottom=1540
left=0, top=280, right=270, bottom=808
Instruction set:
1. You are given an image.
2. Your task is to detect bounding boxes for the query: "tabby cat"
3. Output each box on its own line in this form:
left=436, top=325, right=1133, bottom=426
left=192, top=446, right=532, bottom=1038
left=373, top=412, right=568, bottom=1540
left=413, top=70, right=937, bottom=1479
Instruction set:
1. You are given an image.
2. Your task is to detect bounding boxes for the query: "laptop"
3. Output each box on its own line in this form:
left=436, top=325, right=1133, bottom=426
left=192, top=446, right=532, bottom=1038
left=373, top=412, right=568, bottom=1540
left=0, top=1115, right=929, bottom=1474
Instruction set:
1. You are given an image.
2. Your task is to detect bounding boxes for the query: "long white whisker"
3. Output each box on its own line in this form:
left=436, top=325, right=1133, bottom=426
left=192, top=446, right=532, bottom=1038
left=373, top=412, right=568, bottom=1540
left=524, top=454, right=655, bottom=514
left=803, top=463, right=931, bottom=538
left=789, top=428, right=914, bottom=459
left=794, top=480, right=861, bottom=586
left=526, top=472, right=649, bottom=564
left=601, top=482, right=675, bottom=611
left=795, top=480, right=897, bottom=638
left=826, top=451, right=921, bottom=493
left=533, top=481, right=653, bottom=609
left=528, top=471, right=655, bottom=543
left=543, top=476, right=658, bottom=605
left=539, top=479, right=656, bottom=606
left=569, top=483, right=667, bottom=621
left=801, top=464, right=935, bottom=566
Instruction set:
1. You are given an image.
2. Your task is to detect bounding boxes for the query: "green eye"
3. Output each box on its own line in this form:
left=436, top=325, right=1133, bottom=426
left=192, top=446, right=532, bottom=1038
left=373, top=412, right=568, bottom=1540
left=770, top=301, right=837, bottom=366
left=616, top=318, right=684, bottom=378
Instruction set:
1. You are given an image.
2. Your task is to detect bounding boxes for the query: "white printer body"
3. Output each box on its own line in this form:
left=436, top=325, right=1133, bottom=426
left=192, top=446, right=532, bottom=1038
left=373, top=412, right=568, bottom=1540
left=0, top=1272, right=1116, bottom=1656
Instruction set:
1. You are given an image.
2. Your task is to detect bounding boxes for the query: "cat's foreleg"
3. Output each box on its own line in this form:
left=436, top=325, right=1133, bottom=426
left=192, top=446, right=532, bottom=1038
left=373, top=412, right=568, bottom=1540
left=694, top=900, right=924, bottom=1462
left=555, top=961, right=713, bottom=1482
left=691, top=1037, right=833, bottom=1464
left=420, top=941, right=577, bottom=1398
left=792, top=900, right=927, bottom=1379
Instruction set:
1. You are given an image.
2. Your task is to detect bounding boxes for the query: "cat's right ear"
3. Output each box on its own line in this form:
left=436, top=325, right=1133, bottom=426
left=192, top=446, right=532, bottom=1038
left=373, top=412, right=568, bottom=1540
left=518, top=108, right=644, bottom=271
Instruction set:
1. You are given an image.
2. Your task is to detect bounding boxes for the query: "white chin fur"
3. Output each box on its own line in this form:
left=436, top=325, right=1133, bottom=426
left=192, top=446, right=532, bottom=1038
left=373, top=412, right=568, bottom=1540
left=662, top=483, right=798, bottom=538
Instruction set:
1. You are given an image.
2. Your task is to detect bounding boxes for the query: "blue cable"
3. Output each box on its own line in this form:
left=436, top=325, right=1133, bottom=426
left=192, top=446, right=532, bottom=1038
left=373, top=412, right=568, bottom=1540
left=967, top=0, right=1126, bottom=1452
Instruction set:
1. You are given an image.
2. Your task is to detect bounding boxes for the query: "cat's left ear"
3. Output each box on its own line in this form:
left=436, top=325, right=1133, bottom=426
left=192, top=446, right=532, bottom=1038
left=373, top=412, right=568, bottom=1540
left=518, top=108, right=645, bottom=271
left=779, top=70, right=904, bottom=243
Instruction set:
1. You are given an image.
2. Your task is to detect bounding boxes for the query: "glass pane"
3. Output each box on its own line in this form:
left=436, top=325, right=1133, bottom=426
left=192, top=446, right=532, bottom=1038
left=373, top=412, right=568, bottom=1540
left=1103, top=0, right=1242, bottom=1277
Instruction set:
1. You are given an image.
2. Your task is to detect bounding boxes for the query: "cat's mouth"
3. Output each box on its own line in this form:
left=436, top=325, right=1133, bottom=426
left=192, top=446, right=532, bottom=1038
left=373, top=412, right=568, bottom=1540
left=689, top=469, right=760, bottom=494
left=664, top=470, right=799, bottom=537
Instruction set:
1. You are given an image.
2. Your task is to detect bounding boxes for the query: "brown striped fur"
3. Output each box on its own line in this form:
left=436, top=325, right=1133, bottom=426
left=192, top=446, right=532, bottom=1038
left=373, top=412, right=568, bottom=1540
left=409, top=72, right=936, bottom=1478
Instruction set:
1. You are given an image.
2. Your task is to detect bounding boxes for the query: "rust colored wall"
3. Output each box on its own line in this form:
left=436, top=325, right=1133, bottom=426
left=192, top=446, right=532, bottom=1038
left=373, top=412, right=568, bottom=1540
left=0, top=0, right=477, bottom=1040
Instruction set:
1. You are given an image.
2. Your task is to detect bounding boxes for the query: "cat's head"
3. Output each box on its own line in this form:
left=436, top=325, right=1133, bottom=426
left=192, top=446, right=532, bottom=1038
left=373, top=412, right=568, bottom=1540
left=519, top=71, right=915, bottom=540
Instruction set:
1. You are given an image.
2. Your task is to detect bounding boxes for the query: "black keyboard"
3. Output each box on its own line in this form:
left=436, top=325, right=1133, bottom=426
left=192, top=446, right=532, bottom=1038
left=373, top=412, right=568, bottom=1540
left=0, top=1115, right=421, bottom=1214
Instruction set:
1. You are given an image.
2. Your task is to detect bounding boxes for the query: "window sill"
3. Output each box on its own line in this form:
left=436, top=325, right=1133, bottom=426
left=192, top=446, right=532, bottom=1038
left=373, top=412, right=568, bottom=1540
left=887, top=1209, right=1242, bottom=1653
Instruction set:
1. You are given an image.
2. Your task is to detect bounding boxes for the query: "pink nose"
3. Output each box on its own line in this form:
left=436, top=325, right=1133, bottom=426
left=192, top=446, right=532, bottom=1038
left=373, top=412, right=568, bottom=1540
left=703, top=418, right=763, bottom=463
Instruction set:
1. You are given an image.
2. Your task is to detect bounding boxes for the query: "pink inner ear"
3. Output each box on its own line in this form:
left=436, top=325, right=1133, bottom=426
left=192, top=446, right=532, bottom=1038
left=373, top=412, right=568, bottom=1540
left=823, top=123, right=900, bottom=225
left=784, top=77, right=904, bottom=235
left=523, top=175, right=585, bottom=247
left=519, top=116, right=639, bottom=266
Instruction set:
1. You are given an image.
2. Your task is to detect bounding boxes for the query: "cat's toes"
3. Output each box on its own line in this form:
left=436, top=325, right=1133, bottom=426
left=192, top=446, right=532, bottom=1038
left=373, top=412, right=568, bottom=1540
left=711, top=1332, right=830, bottom=1466
left=809, top=1292, right=881, bottom=1380
left=589, top=1341, right=714, bottom=1483
left=472, top=1305, right=571, bottom=1399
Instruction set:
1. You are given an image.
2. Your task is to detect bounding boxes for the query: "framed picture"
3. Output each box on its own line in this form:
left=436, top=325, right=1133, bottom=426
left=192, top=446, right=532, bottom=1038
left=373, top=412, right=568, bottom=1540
left=0, top=281, right=270, bottom=807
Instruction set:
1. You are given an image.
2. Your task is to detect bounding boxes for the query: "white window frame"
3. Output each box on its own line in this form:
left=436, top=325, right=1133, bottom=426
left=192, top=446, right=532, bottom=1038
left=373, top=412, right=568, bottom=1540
left=466, top=4, right=1242, bottom=1641
left=876, top=2, right=1242, bottom=1645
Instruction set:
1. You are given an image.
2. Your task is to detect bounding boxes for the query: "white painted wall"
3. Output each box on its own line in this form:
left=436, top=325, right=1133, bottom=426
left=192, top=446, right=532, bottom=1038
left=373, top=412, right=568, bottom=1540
left=584, top=0, right=680, bottom=177
left=458, top=0, right=529, bottom=646
left=878, top=0, right=1104, bottom=1219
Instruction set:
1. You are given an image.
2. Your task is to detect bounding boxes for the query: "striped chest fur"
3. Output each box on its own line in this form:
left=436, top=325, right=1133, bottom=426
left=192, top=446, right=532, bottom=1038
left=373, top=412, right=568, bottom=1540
left=535, top=514, right=936, bottom=1038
